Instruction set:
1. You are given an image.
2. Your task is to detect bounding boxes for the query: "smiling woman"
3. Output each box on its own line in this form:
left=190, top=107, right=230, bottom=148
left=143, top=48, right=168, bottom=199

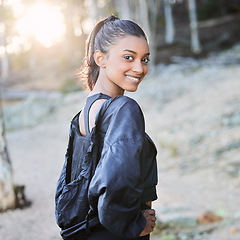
left=55, top=15, right=158, bottom=240
left=17, top=2, right=66, bottom=48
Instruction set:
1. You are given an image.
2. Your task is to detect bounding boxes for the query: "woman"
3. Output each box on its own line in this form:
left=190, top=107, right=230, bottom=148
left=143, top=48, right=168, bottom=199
left=80, top=15, right=158, bottom=240
left=57, top=15, right=158, bottom=240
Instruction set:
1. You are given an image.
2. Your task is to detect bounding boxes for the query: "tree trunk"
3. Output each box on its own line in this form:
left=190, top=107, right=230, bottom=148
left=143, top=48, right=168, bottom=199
left=0, top=12, right=9, bottom=80
left=0, top=97, right=16, bottom=211
left=188, top=0, right=201, bottom=53
left=138, top=0, right=157, bottom=65
left=164, top=0, right=175, bottom=44
left=0, top=0, right=16, bottom=211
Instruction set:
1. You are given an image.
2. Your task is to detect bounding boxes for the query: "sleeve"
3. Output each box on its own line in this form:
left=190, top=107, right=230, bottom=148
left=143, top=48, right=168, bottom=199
left=88, top=96, right=147, bottom=238
left=141, top=136, right=158, bottom=203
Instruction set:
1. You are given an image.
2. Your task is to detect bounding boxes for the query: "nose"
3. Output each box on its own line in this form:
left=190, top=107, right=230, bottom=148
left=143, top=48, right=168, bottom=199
left=132, top=60, right=144, bottom=75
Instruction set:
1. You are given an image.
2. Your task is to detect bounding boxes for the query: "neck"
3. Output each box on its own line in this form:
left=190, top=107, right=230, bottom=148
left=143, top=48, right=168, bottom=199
left=90, top=72, right=124, bottom=98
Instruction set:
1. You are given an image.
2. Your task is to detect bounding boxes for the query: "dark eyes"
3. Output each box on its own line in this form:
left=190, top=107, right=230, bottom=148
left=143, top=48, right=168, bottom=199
left=142, top=58, right=150, bottom=63
left=124, top=55, right=134, bottom=61
left=123, top=55, right=150, bottom=63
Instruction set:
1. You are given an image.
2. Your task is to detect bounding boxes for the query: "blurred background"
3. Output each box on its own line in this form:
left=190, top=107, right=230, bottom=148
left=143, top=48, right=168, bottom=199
left=0, top=0, right=240, bottom=240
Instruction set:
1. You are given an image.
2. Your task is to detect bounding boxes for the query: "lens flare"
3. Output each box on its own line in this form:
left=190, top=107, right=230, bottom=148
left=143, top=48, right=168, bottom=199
left=17, top=2, right=66, bottom=48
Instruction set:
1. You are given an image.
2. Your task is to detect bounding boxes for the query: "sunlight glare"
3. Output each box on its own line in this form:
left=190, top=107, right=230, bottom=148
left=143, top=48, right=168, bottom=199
left=17, top=2, right=66, bottom=48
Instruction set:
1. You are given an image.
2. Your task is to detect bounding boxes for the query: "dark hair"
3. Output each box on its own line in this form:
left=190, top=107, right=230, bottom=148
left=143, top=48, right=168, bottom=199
left=79, top=15, right=148, bottom=91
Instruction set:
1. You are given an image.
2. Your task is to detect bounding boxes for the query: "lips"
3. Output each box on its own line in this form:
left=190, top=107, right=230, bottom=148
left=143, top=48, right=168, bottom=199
left=126, top=75, right=141, bottom=83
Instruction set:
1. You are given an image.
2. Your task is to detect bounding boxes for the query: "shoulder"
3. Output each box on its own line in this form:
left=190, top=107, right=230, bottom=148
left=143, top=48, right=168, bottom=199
left=113, top=95, right=140, bottom=107
left=98, top=95, right=145, bottom=140
left=103, top=95, right=143, bottom=116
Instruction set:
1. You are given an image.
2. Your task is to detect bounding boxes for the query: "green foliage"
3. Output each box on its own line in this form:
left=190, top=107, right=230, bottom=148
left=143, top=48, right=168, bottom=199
left=161, top=233, right=177, bottom=240
left=214, top=206, right=228, bottom=217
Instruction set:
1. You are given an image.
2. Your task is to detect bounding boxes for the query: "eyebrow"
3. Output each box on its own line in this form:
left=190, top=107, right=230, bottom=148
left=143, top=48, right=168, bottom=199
left=123, top=49, right=150, bottom=56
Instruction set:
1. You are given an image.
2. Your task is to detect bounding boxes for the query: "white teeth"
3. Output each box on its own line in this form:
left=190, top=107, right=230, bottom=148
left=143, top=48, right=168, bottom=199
left=126, top=76, right=139, bottom=81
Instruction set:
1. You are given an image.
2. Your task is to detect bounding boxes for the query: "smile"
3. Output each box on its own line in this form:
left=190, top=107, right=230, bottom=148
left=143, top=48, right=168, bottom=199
left=126, top=75, right=141, bottom=83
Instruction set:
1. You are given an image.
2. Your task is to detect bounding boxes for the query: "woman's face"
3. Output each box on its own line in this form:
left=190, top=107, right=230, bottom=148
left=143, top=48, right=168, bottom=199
left=102, top=35, right=150, bottom=94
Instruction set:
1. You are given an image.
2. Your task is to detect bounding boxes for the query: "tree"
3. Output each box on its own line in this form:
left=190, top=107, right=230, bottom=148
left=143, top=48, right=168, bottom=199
left=0, top=0, right=9, bottom=79
left=188, top=0, right=201, bottom=53
left=136, top=0, right=161, bottom=65
left=0, top=95, right=16, bottom=211
left=0, top=24, right=9, bottom=79
left=113, top=0, right=160, bottom=65
left=164, top=0, right=175, bottom=44
left=147, top=0, right=161, bottom=65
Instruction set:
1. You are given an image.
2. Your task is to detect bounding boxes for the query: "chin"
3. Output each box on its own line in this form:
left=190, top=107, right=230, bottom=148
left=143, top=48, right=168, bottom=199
left=126, top=87, right=138, bottom=92
left=123, top=83, right=140, bottom=93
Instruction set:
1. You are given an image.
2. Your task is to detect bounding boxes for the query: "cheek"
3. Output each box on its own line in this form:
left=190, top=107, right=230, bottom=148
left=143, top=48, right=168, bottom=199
left=108, top=58, right=125, bottom=72
left=113, top=61, right=130, bottom=74
left=143, top=65, right=148, bottom=76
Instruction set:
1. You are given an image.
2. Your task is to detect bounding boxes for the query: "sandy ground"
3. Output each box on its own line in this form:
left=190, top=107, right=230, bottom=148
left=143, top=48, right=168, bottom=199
left=1, top=45, right=240, bottom=240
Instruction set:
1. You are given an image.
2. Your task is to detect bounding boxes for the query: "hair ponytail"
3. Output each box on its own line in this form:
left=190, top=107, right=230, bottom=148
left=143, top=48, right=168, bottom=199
left=80, top=19, right=105, bottom=91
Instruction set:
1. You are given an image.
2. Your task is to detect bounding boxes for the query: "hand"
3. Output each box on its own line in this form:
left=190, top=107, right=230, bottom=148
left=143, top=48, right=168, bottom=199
left=139, top=209, right=156, bottom=236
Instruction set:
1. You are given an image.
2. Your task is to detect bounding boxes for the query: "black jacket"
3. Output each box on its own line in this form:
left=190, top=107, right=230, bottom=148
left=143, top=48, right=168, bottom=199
left=87, top=95, right=158, bottom=238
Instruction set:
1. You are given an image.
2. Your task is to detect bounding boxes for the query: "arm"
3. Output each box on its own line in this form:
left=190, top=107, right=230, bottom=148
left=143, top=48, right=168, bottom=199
left=89, top=96, right=151, bottom=238
left=90, top=138, right=146, bottom=238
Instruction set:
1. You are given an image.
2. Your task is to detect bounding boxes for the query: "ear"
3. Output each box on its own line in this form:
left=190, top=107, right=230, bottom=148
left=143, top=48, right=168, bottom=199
left=94, top=50, right=106, bottom=68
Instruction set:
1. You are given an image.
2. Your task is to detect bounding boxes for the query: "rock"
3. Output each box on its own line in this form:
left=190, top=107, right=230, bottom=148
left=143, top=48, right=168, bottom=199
left=230, top=227, right=239, bottom=234
left=197, top=211, right=223, bottom=224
